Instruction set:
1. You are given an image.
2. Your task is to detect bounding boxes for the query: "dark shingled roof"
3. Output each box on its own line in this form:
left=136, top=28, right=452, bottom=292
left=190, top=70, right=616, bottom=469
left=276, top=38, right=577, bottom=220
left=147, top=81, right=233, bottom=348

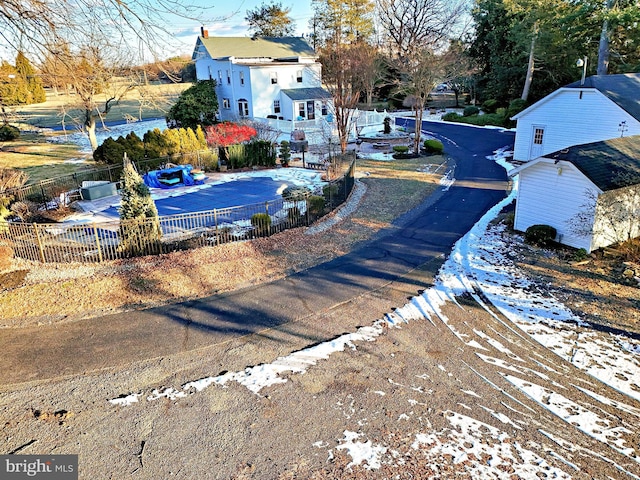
left=281, top=87, right=332, bottom=101
left=547, top=135, right=640, bottom=191
left=565, top=73, right=640, bottom=121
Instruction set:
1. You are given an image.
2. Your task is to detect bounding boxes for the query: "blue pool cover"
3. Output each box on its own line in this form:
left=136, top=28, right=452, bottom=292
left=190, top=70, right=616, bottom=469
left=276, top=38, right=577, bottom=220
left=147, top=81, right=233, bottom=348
left=104, top=176, right=288, bottom=218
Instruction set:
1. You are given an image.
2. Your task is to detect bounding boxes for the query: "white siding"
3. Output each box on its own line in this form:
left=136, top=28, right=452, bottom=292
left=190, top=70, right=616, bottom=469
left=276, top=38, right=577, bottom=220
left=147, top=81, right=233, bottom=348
left=513, top=159, right=596, bottom=251
left=513, top=89, right=640, bottom=161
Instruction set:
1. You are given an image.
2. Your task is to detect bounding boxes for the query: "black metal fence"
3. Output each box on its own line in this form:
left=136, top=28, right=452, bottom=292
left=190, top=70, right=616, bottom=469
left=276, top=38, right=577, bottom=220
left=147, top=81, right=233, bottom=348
left=4, top=153, right=207, bottom=210
left=0, top=157, right=356, bottom=264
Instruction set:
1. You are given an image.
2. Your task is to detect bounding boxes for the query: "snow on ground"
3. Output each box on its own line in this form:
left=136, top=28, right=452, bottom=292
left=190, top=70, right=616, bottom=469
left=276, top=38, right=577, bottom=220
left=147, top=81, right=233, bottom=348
left=109, top=145, right=639, bottom=476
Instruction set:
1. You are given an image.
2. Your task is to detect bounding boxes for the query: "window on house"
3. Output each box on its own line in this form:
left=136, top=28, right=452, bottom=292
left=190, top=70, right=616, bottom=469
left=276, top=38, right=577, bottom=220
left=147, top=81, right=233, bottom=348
left=208, top=66, right=213, bottom=80
left=218, top=70, right=222, bottom=83
left=222, top=98, right=230, bottom=109
left=298, top=102, right=305, bottom=118
left=274, top=100, right=281, bottom=114
left=226, top=70, right=231, bottom=84
left=533, top=128, right=544, bottom=145
left=238, top=99, right=249, bottom=117
left=296, top=70, right=303, bottom=83
left=271, top=72, right=278, bottom=84
left=321, top=102, right=328, bottom=116
left=239, top=71, right=245, bottom=86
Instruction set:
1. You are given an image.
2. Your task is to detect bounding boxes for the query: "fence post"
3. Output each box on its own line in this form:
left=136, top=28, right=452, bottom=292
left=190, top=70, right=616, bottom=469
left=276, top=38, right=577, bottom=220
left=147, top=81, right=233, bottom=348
left=214, top=209, right=218, bottom=245
left=93, top=223, right=103, bottom=262
left=33, top=223, right=46, bottom=263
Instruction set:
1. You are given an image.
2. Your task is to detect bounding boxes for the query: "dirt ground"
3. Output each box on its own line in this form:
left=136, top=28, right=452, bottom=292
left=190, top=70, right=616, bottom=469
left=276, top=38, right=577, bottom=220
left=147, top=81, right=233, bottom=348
left=1, top=155, right=640, bottom=479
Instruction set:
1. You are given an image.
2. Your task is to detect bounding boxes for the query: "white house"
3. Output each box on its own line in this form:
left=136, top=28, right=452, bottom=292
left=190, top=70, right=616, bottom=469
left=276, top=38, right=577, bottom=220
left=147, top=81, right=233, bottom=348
left=512, top=73, right=640, bottom=162
left=191, top=30, right=333, bottom=125
left=510, top=135, right=640, bottom=252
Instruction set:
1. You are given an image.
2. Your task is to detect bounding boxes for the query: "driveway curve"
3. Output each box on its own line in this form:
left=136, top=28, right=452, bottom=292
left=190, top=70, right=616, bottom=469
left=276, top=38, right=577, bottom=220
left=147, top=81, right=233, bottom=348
left=0, top=121, right=515, bottom=385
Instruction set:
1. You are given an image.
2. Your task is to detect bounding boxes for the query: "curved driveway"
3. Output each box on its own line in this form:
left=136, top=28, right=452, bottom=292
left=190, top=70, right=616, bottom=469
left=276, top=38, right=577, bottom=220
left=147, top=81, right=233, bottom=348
left=0, top=121, right=514, bottom=384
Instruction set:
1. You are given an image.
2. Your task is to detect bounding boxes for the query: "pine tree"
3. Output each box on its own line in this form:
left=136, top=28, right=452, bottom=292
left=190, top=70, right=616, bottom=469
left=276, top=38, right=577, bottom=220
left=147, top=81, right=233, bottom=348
left=15, top=52, right=46, bottom=104
left=118, top=155, right=161, bottom=256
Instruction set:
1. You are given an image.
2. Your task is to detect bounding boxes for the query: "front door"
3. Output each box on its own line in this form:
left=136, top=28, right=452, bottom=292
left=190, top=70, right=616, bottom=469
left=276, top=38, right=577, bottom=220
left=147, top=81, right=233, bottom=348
left=529, top=125, right=545, bottom=159
left=307, top=101, right=315, bottom=120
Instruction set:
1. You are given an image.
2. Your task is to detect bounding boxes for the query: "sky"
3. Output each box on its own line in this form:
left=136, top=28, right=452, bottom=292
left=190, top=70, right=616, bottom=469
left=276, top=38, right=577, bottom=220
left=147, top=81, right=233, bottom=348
left=105, top=118, right=640, bottom=475
left=168, top=0, right=315, bottom=56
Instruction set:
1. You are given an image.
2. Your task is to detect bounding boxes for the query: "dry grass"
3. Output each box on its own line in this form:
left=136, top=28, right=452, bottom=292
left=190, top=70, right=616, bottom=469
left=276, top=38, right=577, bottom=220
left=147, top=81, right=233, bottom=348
left=0, top=155, right=446, bottom=327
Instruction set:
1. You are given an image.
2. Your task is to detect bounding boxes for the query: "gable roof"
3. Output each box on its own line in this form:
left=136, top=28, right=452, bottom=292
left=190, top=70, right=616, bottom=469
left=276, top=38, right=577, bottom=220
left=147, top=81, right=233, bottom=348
left=512, top=73, right=640, bottom=121
left=194, top=36, right=316, bottom=61
left=281, top=88, right=332, bottom=101
left=564, top=73, right=640, bottom=122
left=537, top=135, right=640, bottom=191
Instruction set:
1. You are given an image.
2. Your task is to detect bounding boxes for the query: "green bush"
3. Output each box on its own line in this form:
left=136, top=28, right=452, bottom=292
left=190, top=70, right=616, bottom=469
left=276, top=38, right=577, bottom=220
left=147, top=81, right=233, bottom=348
left=572, top=248, right=589, bottom=262
left=481, top=99, right=499, bottom=114
left=0, top=124, right=20, bottom=141
left=524, top=224, right=557, bottom=247
left=442, top=112, right=461, bottom=122
left=282, top=185, right=312, bottom=201
left=279, top=140, right=291, bottom=167
left=507, top=99, right=527, bottom=118
left=287, top=206, right=302, bottom=224
left=322, top=184, right=339, bottom=204
left=251, top=213, right=272, bottom=235
left=383, top=116, right=392, bottom=134
left=392, top=145, right=409, bottom=154
left=463, top=106, right=479, bottom=117
left=423, top=139, right=444, bottom=154
left=308, top=195, right=325, bottom=216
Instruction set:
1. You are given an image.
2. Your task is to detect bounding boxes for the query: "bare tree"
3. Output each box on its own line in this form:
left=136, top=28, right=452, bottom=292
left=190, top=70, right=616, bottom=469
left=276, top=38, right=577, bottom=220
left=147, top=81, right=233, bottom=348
left=1, top=0, right=210, bottom=61
left=320, top=42, right=371, bottom=153
left=568, top=183, right=640, bottom=250
left=394, top=49, right=448, bottom=154
left=377, top=0, right=466, bottom=59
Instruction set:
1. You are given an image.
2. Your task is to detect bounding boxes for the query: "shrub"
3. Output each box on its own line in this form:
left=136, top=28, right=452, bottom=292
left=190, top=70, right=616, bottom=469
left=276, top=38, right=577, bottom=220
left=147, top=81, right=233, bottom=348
left=393, top=145, right=409, bottom=154
left=279, top=140, right=291, bottom=167
left=0, top=245, right=13, bottom=272
left=0, top=124, right=20, bottom=141
left=287, top=206, right=302, bottom=224
left=507, top=98, right=527, bottom=118
left=383, top=117, right=392, bottom=134
left=442, top=112, right=461, bottom=122
left=571, top=248, right=589, bottom=262
left=322, top=184, right=339, bottom=204
left=282, top=185, right=312, bottom=201
left=251, top=213, right=272, bottom=235
left=463, top=106, right=479, bottom=117
left=481, top=99, right=499, bottom=114
left=423, top=139, right=444, bottom=154
left=525, top=224, right=557, bottom=247
left=308, top=195, right=325, bottom=217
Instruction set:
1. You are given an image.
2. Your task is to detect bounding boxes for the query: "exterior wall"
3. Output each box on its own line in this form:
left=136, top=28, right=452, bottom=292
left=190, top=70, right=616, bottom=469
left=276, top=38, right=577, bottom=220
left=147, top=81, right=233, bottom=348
left=513, top=89, right=640, bottom=162
left=592, top=184, right=640, bottom=250
left=513, top=159, right=597, bottom=251
left=200, top=60, right=323, bottom=122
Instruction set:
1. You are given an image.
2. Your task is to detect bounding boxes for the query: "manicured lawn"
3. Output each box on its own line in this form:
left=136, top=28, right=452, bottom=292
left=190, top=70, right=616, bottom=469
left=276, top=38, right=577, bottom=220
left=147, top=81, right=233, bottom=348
left=2, top=82, right=189, bottom=183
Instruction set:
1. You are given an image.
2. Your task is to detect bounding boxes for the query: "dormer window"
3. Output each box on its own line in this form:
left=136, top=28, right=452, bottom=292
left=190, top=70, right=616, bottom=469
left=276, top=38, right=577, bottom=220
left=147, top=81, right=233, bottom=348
left=296, top=70, right=303, bottom=83
left=271, top=72, right=278, bottom=84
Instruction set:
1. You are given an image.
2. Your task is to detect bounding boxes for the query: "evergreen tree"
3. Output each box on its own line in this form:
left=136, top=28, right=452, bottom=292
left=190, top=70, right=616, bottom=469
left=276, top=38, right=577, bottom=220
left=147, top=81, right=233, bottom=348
left=246, top=1, right=295, bottom=37
left=118, top=155, right=161, bottom=256
left=166, top=80, right=218, bottom=130
left=15, top=52, right=45, bottom=103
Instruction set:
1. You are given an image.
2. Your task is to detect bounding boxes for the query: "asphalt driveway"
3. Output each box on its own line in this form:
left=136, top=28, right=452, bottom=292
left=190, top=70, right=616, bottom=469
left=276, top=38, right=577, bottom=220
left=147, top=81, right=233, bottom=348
left=0, top=121, right=515, bottom=384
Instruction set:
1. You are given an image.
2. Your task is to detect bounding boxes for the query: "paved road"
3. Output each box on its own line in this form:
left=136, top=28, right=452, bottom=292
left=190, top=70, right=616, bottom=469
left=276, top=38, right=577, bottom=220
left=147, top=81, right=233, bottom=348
left=0, top=121, right=514, bottom=385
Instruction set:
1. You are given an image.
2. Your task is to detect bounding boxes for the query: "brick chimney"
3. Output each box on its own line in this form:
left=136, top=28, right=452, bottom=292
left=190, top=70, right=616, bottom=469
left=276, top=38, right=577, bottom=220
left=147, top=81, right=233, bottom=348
left=200, top=26, right=209, bottom=39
